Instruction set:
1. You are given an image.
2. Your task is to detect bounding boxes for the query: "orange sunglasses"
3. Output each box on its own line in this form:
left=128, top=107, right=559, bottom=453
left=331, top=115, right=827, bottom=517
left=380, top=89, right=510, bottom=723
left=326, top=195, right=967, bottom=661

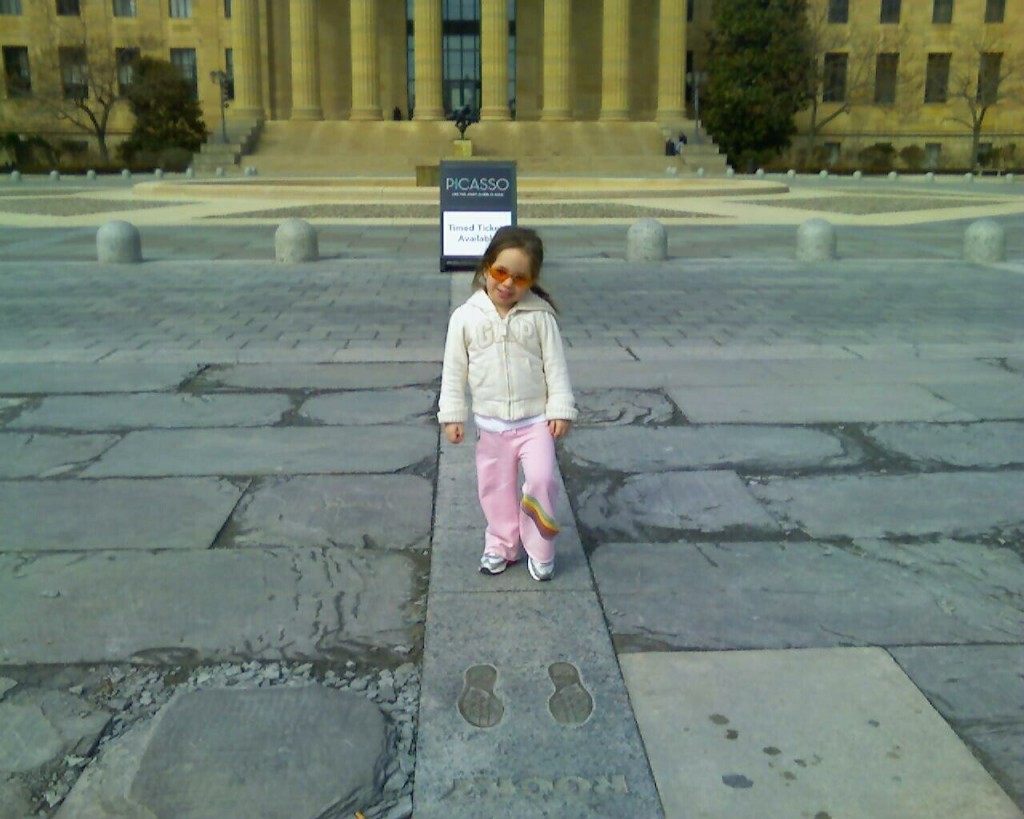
left=488, top=265, right=533, bottom=286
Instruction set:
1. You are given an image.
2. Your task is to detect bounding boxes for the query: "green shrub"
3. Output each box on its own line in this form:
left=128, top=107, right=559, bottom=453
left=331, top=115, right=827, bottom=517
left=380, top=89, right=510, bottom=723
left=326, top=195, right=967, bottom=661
left=858, top=142, right=896, bottom=173
left=898, top=145, right=926, bottom=170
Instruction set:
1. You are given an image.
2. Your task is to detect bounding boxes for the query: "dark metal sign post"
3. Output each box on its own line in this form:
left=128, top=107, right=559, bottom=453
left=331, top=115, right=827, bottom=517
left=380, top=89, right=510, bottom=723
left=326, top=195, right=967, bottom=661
left=439, top=160, right=517, bottom=272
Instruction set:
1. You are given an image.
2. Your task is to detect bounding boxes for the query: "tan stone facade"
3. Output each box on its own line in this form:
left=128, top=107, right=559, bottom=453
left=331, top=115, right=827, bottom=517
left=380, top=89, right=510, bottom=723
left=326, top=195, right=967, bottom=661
left=1, top=0, right=1020, bottom=169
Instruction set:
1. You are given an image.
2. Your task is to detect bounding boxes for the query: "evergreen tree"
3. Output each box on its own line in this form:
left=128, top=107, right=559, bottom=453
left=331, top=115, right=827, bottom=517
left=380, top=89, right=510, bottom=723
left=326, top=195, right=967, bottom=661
left=119, top=57, right=207, bottom=162
left=703, top=0, right=813, bottom=170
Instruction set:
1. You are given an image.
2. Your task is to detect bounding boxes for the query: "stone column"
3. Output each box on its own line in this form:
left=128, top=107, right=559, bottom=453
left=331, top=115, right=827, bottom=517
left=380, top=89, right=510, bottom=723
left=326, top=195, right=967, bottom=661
left=656, top=0, right=686, bottom=120
left=413, top=0, right=444, bottom=120
left=289, top=0, right=323, bottom=120
left=600, top=0, right=630, bottom=121
left=350, top=0, right=382, bottom=119
left=541, top=0, right=572, bottom=120
left=480, top=0, right=511, bottom=121
left=232, top=0, right=264, bottom=119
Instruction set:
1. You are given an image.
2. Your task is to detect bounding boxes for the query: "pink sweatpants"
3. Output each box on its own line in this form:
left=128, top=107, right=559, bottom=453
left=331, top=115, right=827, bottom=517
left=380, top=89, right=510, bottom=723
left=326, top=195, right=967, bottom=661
left=476, top=422, right=561, bottom=564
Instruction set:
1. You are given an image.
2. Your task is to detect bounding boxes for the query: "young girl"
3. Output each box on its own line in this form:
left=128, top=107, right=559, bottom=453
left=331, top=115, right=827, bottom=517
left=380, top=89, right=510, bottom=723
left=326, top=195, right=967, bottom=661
left=438, top=226, right=577, bottom=581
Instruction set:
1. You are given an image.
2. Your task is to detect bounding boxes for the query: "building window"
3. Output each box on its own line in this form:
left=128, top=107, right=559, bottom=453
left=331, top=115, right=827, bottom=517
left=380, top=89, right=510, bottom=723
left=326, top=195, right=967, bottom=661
left=687, top=0, right=694, bottom=22
left=224, top=0, right=231, bottom=17
left=3, top=46, right=30, bottom=96
left=59, top=46, right=88, bottom=100
left=828, top=0, right=849, bottom=23
left=978, top=52, right=1002, bottom=105
left=112, top=0, right=136, bottom=17
left=825, top=142, right=841, bottom=166
left=984, top=0, right=1005, bottom=22
left=925, top=53, right=951, bottom=102
left=0, top=0, right=23, bottom=14
left=224, top=48, right=234, bottom=99
left=932, top=0, right=953, bottom=23
left=116, top=47, right=138, bottom=93
left=170, top=47, right=198, bottom=98
left=169, top=0, right=191, bottom=18
left=880, top=0, right=900, bottom=23
left=823, top=53, right=848, bottom=103
left=925, top=143, right=941, bottom=168
left=874, top=53, right=899, bottom=103
left=977, top=142, right=994, bottom=166
left=56, top=0, right=80, bottom=15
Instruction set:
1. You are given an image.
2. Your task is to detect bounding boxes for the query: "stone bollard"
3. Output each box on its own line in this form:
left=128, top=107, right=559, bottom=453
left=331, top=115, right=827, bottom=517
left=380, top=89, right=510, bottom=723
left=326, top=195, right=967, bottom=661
left=696, top=167, right=705, bottom=177
left=154, top=168, right=164, bottom=179
left=963, top=219, right=1006, bottom=264
left=86, top=170, right=97, bottom=180
left=755, top=168, right=765, bottom=177
left=819, top=169, right=829, bottom=179
left=50, top=170, right=60, bottom=181
left=853, top=170, right=862, bottom=179
left=725, top=167, right=735, bottom=177
left=1006, top=173, right=1014, bottom=183
left=275, top=218, right=319, bottom=263
left=185, top=167, right=195, bottom=179
left=796, top=218, right=836, bottom=262
left=926, top=172, right=935, bottom=182
left=10, top=171, right=21, bottom=182
left=626, top=218, right=668, bottom=262
left=888, top=171, right=898, bottom=180
left=121, top=169, right=131, bottom=179
left=96, top=220, right=142, bottom=264
left=215, top=167, right=225, bottom=177
left=787, top=169, right=797, bottom=178
left=964, top=172, right=974, bottom=182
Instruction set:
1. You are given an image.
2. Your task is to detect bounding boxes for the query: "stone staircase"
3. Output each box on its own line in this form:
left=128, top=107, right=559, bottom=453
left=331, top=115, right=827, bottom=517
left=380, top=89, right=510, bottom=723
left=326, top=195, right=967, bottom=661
left=190, top=119, right=263, bottom=174
left=237, top=120, right=729, bottom=177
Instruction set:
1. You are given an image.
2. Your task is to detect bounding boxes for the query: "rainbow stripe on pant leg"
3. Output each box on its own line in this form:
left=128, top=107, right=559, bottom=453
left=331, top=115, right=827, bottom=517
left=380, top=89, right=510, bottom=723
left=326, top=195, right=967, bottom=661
left=521, top=494, right=560, bottom=539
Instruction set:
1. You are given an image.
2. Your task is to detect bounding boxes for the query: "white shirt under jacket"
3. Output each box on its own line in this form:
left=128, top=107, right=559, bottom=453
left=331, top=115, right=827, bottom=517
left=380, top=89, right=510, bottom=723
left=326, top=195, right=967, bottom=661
left=437, top=289, right=578, bottom=425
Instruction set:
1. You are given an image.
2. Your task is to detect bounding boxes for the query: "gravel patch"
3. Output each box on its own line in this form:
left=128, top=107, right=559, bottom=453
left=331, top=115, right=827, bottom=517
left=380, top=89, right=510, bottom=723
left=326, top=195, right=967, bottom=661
left=738, top=195, right=1003, bottom=215
left=0, top=198, right=192, bottom=216
left=210, top=203, right=717, bottom=220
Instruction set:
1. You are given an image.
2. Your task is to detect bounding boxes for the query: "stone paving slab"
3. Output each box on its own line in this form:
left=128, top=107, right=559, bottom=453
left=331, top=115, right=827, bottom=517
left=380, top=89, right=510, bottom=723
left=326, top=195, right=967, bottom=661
left=573, top=388, right=679, bottom=426
left=0, top=363, right=197, bottom=394
left=574, top=472, right=781, bottom=541
left=195, top=362, right=440, bottom=390
left=415, top=590, right=662, bottom=819
left=0, top=547, right=418, bottom=664
left=924, top=383, right=1024, bottom=421
left=760, top=358, right=1017, bottom=385
left=229, top=474, right=432, bottom=550
left=130, top=688, right=385, bottom=818
left=0, top=478, right=244, bottom=551
left=864, top=421, right=1024, bottom=467
left=0, top=689, right=111, bottom=773
left=562, top=426, right=850, bottom=472
left=0, top=433, right=119, bottom=478
left=6, top=393, right=294, bottom=431
left=889, top=645, right=1024, bottom=807
left=667, top=384, right=975, bottom=423
left=81, top=426, right=436, bottom=477
left=749, top=471, right=1024, bottom=539
left=300, top=387, right=436, bottom=425
left=620, top=648, right=1024, bottom=819
left=592, top=540, right=1023, bottom=651
left=55, top=687, right=387, bottom=819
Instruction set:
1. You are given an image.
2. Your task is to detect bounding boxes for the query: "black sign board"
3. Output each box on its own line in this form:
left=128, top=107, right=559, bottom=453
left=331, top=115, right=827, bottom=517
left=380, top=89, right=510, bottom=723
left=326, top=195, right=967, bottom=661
left=439, top=160, right=517, bottom=272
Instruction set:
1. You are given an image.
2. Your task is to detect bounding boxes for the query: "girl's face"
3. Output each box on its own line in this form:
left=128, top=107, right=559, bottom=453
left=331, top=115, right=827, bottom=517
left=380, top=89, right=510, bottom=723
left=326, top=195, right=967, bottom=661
left=484, top=247, right=534, bottom=315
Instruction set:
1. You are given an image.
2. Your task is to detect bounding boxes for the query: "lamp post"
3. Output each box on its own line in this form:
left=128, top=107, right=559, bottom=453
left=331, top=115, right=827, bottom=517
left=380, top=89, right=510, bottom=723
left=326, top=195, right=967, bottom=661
left=209, top=70, right=229, bottom=144
left=686, top=70, right=707, bottom=143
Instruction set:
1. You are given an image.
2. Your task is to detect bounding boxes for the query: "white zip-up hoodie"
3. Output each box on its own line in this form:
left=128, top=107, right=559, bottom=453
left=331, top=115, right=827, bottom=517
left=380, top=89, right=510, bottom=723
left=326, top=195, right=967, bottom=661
left=438, top=289, right=577, bottom=424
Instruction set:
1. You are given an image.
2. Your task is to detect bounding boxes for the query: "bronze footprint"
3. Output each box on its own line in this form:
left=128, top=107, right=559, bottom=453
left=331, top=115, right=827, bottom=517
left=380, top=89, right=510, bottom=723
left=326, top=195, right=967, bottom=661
left=547, top=661, right=594, bottom=726
left=457, top=664, right=504, bottom=728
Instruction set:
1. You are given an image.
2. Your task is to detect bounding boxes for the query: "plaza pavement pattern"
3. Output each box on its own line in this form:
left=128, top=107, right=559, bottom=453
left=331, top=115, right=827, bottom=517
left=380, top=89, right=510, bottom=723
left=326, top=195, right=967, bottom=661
left=0, top=172, right=1022, bottom=817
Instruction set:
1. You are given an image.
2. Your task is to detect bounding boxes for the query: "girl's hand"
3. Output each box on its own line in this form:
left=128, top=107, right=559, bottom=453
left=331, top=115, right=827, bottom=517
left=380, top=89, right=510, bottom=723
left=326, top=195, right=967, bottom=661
left=444, top=423, right=465, bottom=444
left=548, top=419, right=571, bottom=440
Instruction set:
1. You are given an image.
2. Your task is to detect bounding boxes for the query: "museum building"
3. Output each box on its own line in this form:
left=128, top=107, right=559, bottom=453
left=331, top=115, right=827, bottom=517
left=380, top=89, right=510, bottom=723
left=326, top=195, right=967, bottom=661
left=0, top=0, right=1021, bottom=172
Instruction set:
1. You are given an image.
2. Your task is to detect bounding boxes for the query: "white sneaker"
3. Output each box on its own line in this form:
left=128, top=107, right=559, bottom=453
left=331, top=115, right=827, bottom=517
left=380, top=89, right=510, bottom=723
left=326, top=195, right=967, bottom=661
left=528, top=557, right=555, bottom=582
left=479, top=553, right=509, bottom=575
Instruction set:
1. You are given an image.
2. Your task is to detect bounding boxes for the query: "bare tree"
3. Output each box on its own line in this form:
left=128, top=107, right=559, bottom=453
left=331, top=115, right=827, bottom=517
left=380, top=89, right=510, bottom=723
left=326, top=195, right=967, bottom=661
left=800, top=7, right=913, bottom=161
left=29, top=5, right=153, bottom=163
left=944, top=33, right=1024, bottom=169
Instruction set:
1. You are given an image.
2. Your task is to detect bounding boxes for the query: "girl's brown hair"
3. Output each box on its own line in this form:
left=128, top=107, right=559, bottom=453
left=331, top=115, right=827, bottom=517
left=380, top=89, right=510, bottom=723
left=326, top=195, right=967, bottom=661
left=471, top=225, right=557, bottom=311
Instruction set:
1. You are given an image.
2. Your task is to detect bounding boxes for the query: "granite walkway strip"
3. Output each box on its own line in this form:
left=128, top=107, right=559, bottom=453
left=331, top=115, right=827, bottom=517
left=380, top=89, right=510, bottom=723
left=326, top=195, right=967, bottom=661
left=414, top=429, right=663, bottom=818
